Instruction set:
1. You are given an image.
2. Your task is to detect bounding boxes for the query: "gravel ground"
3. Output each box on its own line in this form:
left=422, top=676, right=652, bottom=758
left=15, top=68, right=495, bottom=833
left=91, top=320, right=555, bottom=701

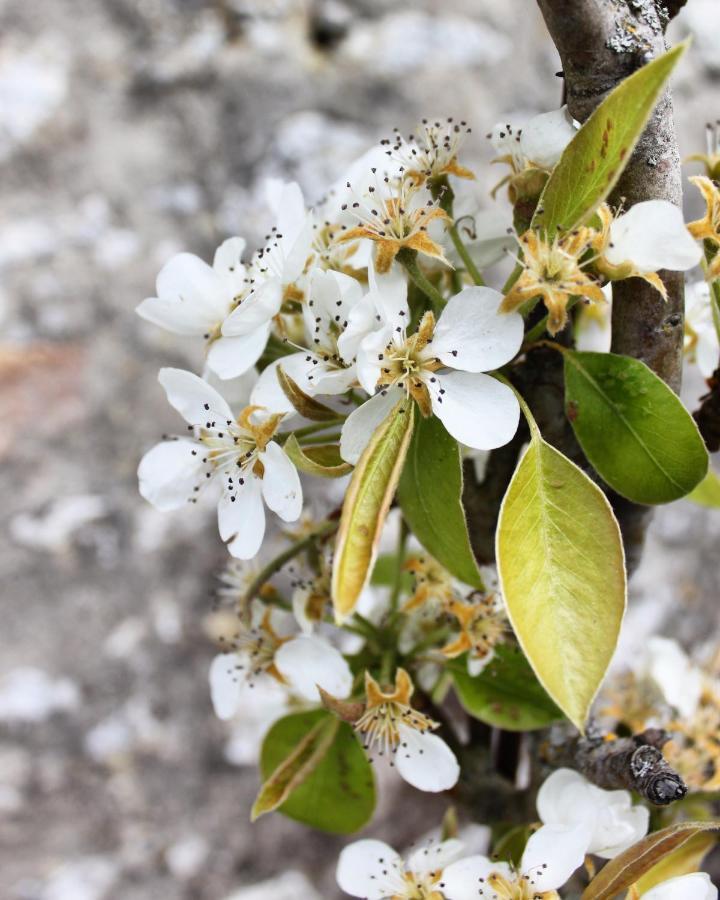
left=1, top=1, right=719, bottom=897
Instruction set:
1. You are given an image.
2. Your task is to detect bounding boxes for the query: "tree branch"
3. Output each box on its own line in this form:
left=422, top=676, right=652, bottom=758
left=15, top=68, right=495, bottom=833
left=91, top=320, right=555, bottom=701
left=536, top=0, right=686, bottom=563
left=544, top=726, right=688, bottom=806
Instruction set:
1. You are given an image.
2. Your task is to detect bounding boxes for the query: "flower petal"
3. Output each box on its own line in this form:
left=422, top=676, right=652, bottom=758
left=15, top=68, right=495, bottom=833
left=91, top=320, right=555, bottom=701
left=259, top=442, right=302, bottom=522
left=441, top=855, right=513, bottom=900
left=274, top=636, right=353, bottom=701
left=643, top=873, right=717, bottom=900
left=225, top=477, right=266, bottom=559
left=155, top=251, right=229, bottom=320
left=213, top=236, right=246, bottom=289
left=606, top=200, right=702, bottom=273
left=368, top=259, right=409, bottom=331
left=520, top=823, right=591, bottom=892
left=429, top=371, right=520, bottom=450
left=394, top=724, right=460, bottom=792
left=430, top=286, right=524, bottom=372
left=340, top=386, right=404, bottom=464
left=250, top=353, right=314, bottom=416
left=158, top=367, right=234, bottom=426
left=205, top=328, right=270, bottom=380
left=138, top=439, right=204, bottom=510
left=338, top=290, right=382, bottom=364
left=336, top=839, right=406, bottom=899
left=638, top=636, right=703, bottom=719
left=520, top=106, right=577, bottom=170
left=209, top=652, right=243, bottom=720
left=222, top=278, right=283, bottom=336
left=407, top=839, right=465, bottom=876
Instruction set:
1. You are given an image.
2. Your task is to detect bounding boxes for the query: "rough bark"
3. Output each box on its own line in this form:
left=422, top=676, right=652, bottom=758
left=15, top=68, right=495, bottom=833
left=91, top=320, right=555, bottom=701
left=534, top=0, right=686, bottom=560
left=544, top=727, right=688, bottom=806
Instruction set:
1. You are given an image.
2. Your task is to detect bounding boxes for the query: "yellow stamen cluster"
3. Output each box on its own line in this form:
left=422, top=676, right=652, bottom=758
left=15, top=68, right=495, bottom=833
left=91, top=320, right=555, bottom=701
left=339, top=175, right=451, bottom=274
left=501, top=227, right=605, bottom=335
left=485, top=871, right=558, bottom=899
left=376, top=311, right=441, bottom=416
left=665, top=685, right=720, bottom=791
left=441, top=594, right=508, bottom=665
left=688, top=175, right=720, bottom=281
left=354, top=669, right=438, bottom=757
left=403, top=555, right=458, bottom=614
left=382, top=117, right=475, bottom=185
left=218, top=607, right=288, bottom=686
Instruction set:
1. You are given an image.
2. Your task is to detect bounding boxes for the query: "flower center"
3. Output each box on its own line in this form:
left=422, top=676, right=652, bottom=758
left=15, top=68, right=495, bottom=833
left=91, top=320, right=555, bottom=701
left=354, top=700, right=437, bottom=758
left=396, top=871, right=444, bottom=900
left=485, top=871, right=557, bottom=900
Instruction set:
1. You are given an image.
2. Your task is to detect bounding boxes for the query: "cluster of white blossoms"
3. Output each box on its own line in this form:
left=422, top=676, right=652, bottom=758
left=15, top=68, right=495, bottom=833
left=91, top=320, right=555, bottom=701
left=337, top=767, right=716, bottom=899
left=135, top=103, right=719, bottom=889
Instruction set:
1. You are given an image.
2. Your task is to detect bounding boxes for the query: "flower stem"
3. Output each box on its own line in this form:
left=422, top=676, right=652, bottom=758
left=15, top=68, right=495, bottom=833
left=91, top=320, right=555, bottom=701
left=241, top=520, right=337, bottom=608
left=397, top=248, right=445, bottom=314
left=389, top=518, right=409, bottom=614
left=282, top=418, right=345, bottom=443
left=448, top=223, right=485, bottom=286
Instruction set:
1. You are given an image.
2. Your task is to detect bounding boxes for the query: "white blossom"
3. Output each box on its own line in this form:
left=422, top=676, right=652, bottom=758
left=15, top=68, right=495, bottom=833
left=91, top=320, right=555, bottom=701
left=490, top=106, right=578, bottom=172
left=642, top=872, right=717, bottom=900
left=137, top=368, right=302, bottom=559
left=341, top=272, right=523, bottom=461
left=603, top=200, right=701, bottom=274
left=685, top=280, right=719, bottom=377
left=635, top=637, right=703, bottom=719
left=537, top=767, right=649, bottom=859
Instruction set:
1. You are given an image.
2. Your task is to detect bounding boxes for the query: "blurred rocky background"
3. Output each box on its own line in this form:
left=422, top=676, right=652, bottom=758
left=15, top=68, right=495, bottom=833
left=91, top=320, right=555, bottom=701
left=1, top=0, right=719, bottom=897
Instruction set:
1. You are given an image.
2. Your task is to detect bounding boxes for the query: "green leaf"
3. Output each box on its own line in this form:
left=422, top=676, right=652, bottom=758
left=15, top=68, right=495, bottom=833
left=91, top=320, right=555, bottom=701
left=633, top=832, right=717, bottom=896
left=687, top=469, right=720, bottom=508
left=276, top=365, right=339, bottom=422
left=532, top=42, right=688, bottom=235
left=492, top=824, right=534, bottom=867
left=496, top=432, right=626, bottom=732
left=581, top=822, right=720, bottom=900
left=259, top=710, right=375, bottom=834
left=332, top=400, right=414, bottom=623
left=448, top=645, right=563, bottom=731
left=252, top=714, right=339, bottom=820
left=564, top=350, right=708, bottom=504
left=283, top=435, right=353, bottom=478
left=397, top=414, right=484, bottom=589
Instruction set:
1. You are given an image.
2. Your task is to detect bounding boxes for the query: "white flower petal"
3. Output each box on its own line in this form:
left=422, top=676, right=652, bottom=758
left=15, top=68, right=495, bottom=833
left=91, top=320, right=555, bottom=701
left=520, top=106, right=577, bottom=170
left=520, top=823, right=591, bottom=892
left=338, top=290, right=382, bottom=364
left=158, top=367, right=234, bottom=426
left=394, top=724, right=460, bottom=792
left=356, top=326, right=391, bottom=393
left=430, top=286, right=524, bottom=372
left=250, top=353, right=314, bottom=416
left=282, top=214, right=315, bottom=284
left=136, top=295, right=216, bottom=336
left=368, top=259, right=409, bottom=330
left=138, top=439, right=204, bottom=510
left=213, top=236, right=246, bottom=282
left=274, top=636, right=352, bottom=701
left=467, top=649, right=494, bottom=677
left=205, top=328, right=269, bottom=380
left=429, top=371, right=520, bottom=450
left=222, top=278, right=283, bottom=336
left=697, top=330, right=720, bottom=379
left=407, top=839, right=465, bottom=876
left=642, top=872, right=717, bottom=900
left=225, top=478, right=266, bottom=559
left=340, top=387, right=404, bottom=464
left=209, top=653, right=243, bottom=720
left=155, top=251, right=230, bottom=321
left=260, top=442, right=302, bottom=522
left=441, top=855, right=513, bottom=900
left=336, top=839, right=406, bottom=899
left=638, top=637, right=703, bottom=718
left=606, top=200, right=702, bottom=273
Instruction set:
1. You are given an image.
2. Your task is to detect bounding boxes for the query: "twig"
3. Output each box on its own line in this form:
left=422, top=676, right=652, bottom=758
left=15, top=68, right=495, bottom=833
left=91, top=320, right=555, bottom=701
left=397, top=247, right=446, bottom=313
left=543, top=726, right=688, bottom=807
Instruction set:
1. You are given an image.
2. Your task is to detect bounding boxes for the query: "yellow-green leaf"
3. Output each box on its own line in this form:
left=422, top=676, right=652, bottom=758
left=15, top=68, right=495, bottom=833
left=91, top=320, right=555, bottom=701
left=332, top=400, right=414, bottom=622
left=687, top=469, right=720, bottom=508
left=251, top=714, right=339, bottom=820
left=581, top=822, right=720, bottom=900
left=283, top=435, right=353, bottom=478
left=533, top=42, right=688, bottom=235
left=496, top=433, right=626, bottom=732
left=276, top=365, right=339, bottom=422
left=633, top=832, right=717, bottom=896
